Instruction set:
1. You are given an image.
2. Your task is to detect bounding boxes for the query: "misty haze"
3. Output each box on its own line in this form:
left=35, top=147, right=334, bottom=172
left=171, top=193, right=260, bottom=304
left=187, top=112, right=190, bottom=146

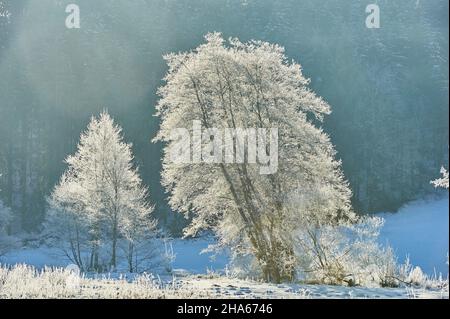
left=0, top=0, right=448, bottom=300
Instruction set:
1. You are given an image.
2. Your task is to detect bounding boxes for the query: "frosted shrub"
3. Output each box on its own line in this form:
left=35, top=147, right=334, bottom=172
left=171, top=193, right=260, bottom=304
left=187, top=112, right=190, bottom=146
left=407, top=266, right=426, bottom=286
left=398, top=256, right=448, bottom=290
left=294, top=217, right=448, bottom=290
left=374, top=246, right=399, bottom=287
left=294, top=216, right=403, bottom=287
left=0, top=264, right=83, bottom=298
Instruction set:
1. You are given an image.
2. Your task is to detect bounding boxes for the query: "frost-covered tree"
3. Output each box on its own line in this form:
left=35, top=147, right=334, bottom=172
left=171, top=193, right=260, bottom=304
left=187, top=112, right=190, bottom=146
left=49, top=112, right=156, bottom=271
left=431, top=167, right=449, bottom=189
left=154, top=33, right=355, bottom=282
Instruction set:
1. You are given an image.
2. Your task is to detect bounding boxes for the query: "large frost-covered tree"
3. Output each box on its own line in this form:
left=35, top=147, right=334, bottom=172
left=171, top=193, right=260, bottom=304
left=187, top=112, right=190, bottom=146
left=49, top=112, right=155, bottom=271
left=154, top=33, right=355, bottom=282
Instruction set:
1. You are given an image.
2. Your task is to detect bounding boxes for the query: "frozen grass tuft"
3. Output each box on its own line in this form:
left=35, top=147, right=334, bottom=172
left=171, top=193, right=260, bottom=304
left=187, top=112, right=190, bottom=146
left=0, top=264, right=214, bottom=299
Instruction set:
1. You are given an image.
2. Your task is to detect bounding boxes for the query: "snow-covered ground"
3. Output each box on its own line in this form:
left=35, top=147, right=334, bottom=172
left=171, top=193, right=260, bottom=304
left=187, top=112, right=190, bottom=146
left=0, top=238, right=227, bottom=274
left=176, top=276, right=447, bottom=299
left=0, top=246, right=71, bottom=269
left=0, top=264, right=447, bottom=299
left=171, top=238, right=228, bottom=274
left=0, top=196, right=448, bottom=299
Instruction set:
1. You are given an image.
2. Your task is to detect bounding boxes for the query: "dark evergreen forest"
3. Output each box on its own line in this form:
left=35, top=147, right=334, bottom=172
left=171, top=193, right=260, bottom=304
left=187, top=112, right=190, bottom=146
left=0, top=0, right=448, bottom=235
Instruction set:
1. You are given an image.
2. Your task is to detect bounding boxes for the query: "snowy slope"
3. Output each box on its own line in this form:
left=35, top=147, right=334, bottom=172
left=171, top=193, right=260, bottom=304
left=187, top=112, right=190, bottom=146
left=0, top=246, right=71, bottom=268
left=171, top=238, right=228, bottom=274
left=1, top=197, right=448, bottom=277
left=0, top=238, right=228, bottom=274
left=378, top=196, right=449, bottom=276
left=170, top=196, right=450, bottom=276
left=0, top=238, right=227, bottom=274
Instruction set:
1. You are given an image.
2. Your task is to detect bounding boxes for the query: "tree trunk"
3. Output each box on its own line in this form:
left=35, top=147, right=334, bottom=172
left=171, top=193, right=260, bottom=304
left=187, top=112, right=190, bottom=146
left=259, top=242, right=295, bottom=284
left=110, top=221, right=117, bottom=270
left=90, top=246, right=99, bottom=272
left=128, top=242, right=134, bottom=273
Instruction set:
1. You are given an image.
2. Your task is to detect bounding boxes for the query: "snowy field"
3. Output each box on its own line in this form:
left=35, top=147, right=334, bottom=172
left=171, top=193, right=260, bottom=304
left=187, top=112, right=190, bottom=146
left=0, top=196, right=448, bottom=299
left=0, top=265, right=447, bottom=299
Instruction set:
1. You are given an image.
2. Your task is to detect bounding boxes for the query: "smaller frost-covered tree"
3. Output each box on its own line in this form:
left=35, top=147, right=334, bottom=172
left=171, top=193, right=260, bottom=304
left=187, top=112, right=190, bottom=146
left=431, top=167, right=449, bottom=189
left=48, top=112, right=156, bottom=271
